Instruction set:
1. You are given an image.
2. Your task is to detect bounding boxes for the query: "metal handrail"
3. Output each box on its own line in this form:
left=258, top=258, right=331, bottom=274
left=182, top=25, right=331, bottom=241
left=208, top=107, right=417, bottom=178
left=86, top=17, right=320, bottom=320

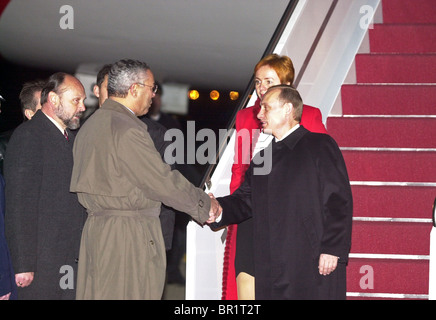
left=293, top=0, right=338, bottom=88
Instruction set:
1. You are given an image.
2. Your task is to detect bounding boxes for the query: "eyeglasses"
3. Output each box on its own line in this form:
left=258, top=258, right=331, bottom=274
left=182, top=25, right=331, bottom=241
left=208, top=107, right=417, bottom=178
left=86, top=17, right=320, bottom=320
left=135, top=82, right=158, bottom=94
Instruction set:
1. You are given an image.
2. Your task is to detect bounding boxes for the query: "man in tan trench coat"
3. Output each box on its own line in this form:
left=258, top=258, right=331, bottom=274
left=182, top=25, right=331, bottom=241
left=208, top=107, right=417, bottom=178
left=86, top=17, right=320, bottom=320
left=70, top=59, right=216, bottom=299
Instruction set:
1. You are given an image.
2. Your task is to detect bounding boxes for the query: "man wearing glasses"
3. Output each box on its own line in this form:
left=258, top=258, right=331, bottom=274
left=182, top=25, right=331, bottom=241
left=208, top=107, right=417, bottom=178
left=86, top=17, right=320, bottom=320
left=70, top=59, right=218, bottom=300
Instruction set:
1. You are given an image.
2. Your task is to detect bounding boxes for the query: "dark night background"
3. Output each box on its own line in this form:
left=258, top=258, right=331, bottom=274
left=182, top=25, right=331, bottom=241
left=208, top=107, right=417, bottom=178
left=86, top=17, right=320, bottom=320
left=0, top=56, right=245, bottom=179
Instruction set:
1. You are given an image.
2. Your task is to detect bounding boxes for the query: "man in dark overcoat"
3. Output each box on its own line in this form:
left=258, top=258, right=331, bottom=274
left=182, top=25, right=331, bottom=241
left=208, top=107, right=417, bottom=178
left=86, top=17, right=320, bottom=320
left=4, top=73, right=87, bottom=299
left=0, top=95, right=16, bottom=300
left=210, top=85, right=353, bottom=300
left=0, top=173, right=16, bottom=300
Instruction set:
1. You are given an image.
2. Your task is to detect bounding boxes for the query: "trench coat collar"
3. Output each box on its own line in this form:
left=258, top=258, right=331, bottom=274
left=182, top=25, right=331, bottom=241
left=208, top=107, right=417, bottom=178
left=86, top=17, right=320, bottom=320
left=101, top=98, right=139, bottom=122
left=277, top=125, right=309, bottom=151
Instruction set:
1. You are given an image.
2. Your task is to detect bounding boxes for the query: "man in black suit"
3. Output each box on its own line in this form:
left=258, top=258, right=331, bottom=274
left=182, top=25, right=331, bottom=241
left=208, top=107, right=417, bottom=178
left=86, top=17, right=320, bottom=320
left=0, top=173, right=16, bottom=300
left=0, top=95, right=16, bottom=300
left=210, top=85, right=353, bottom=300
left=4, top=73, right=87, bottom=299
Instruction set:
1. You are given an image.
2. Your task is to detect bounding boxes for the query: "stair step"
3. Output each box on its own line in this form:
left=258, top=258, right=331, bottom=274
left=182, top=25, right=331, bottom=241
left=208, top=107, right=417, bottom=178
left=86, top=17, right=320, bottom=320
left=350, top=221, right=432, bottom=255
left=382, top=0, right=436, bottom=24
left=355, top=54, right=436, bottom=84
left=351, top=185, right=436, bottom=219
left=327, top=117, right=436, bottom=149
left=342, top=150, right=436, bottom=182
left=369, top=24, right=436, bottom=54
left=348, top=296, right=426, bottom=300
left=347, top=258, right=429, bottom=296
left=341, top=84, right=436, bottom=115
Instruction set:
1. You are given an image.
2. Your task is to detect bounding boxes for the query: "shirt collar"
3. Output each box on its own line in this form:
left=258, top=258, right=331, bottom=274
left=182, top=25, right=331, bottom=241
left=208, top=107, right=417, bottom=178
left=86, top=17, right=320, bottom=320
left=43, top=111, right=66, bottom=134
left=275, top=124, right=300, bottom=142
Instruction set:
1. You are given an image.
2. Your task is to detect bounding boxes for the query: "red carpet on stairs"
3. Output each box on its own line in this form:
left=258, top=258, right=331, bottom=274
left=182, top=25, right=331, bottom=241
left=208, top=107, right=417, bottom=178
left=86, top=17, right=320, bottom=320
left=347, top=259, right=429, bottom=297
left=341, top=84, right=436, bottom=115
left=369, top=25, right=436, bottom=54
left=352, top=185, right=435, bottom=219
left=328, top=117, right=436, bottom=148
left=352, top=221, right=430, bottom=255
left=343, top=150, right=436, bottom=182
left=382, top=0, right=436, bottom=24
left=326, top=0, right=436, bottom=299
left=356, top=54, right=436, bottom=83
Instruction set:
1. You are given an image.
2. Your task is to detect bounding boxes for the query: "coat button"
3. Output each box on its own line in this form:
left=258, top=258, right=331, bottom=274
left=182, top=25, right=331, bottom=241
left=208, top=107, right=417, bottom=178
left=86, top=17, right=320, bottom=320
left=150, top=240, right=154, bottom=245
left=199, top=199, right=204, bottom=208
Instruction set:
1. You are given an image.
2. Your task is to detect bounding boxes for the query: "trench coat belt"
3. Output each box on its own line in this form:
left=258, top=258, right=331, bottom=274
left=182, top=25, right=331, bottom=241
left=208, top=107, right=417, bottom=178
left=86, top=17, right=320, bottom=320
left=87, top=208, right=160, bottom=218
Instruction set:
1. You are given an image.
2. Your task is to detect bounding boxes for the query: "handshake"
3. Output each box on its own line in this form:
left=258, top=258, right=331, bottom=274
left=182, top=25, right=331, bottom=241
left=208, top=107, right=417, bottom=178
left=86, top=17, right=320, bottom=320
left=207, top=193, right=222, bottom=224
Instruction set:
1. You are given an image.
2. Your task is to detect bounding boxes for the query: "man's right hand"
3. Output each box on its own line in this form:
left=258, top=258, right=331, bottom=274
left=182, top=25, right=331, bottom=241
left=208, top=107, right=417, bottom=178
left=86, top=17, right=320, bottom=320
left=15, top=272, right=34, bottom=287
left=207, top=193, right=222, bottom=223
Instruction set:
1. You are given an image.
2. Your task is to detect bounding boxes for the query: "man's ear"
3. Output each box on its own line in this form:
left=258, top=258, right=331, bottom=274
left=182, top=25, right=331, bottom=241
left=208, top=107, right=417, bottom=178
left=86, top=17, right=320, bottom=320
left=93, top=84, right=100, bottom=98
left=24, top=109, right=35, bottom=120
left=284, top=102, right=293, bottom=115
left=129, top=84, right=139, bottom=98
left=48, top=91, right=59, bottom=106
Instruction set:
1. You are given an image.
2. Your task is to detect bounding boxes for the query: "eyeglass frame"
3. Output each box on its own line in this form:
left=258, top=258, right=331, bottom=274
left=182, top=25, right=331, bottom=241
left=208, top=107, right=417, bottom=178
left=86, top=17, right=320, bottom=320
left=135, top=82, right=158, bottom=94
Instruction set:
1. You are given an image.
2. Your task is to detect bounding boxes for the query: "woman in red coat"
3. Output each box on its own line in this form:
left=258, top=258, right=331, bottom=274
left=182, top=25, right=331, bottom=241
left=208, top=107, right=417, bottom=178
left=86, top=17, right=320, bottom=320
left=223, top=54, right=327, bottom=300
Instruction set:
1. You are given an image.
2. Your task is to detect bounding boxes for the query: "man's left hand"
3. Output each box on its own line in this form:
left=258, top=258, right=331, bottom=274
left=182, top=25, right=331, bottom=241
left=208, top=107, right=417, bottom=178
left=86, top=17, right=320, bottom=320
left=318, top=254, right=339, bottom=276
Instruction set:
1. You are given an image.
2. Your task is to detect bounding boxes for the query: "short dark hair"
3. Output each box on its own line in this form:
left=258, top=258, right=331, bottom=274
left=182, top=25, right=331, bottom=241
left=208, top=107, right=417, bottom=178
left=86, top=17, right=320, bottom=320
left=19, top=79, right=46, bottom=113
left=107, top=59, right=151, bottom=98
left=40, top=72, right=69, bottom=105
left=267, top=84, right=303, bottom=122
left=96, top=64, right=112, bottom=88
